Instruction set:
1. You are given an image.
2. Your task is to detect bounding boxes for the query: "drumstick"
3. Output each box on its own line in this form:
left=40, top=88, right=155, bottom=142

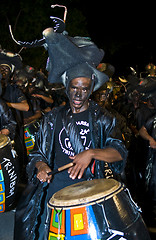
left=47, top=162, right=75, bottom=176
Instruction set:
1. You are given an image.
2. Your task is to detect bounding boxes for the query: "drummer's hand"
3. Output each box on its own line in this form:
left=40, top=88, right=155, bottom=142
left=0, top=129, right=10, bottom=136
left=149, top=137, right=156, bottom=149
left=24, top=118, right=30, bottom=125
left=32, top=94, right=42, bottom=98
left=36, top=161, right=52, bottom=183
left=68, top=149, right=92, bottom=179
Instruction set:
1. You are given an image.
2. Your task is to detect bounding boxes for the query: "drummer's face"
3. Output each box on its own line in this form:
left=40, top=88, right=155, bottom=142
left=0, top=65, right=11, bottom=80
left=68, top=77, right=92, bottom=113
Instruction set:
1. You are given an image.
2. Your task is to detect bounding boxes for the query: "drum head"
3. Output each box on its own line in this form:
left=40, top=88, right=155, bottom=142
left=48, top=178, right=123, bottom=209
left=0, top=134, right=10, bottom=148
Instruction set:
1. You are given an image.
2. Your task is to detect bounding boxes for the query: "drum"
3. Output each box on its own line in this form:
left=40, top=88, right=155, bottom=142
left=0, top=134, right=19, bottom=212
left=46, top=179, right=151, bottom=240
left=24, top=119, right=40, bottom=155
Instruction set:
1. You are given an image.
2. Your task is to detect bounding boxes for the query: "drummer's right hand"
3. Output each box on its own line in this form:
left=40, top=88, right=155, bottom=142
left=0, top=129, right=10, bottom=136
left=36, top=161, right=52, bottom=183
left=149, top=137, right=156, bottom=149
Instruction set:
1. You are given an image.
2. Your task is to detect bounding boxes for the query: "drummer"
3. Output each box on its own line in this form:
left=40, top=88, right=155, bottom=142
left=30, top=71, right=54, bottom=114
left=136, top=94, right=156, bottom=223
left=14, top=31, right=128, bottom=240
left=22, top=77, right=42, bottom=125
left=0, top=98, right=17, bottom=139
left=18, top=70, right=127, bottom=239
left=0, top=51, right=29, bottom=133
left=34, top=64, right=127, bottom=189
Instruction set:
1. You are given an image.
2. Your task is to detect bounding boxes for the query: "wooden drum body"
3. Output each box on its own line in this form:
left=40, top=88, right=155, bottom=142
left=0, top=134, right=19, bottom=212
left=47, top=179, right=150, bottom=240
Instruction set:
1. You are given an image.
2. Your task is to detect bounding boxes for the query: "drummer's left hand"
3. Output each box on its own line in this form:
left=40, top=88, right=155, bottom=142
left=68, top=149, right=93, bottom=179
left=0, top=129, right=10, bottom=136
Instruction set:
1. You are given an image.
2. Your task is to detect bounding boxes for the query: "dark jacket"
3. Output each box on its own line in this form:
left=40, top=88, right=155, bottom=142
left=15, top=101, right=128, bottom=240
left=0, top=98, right=16, bottom=139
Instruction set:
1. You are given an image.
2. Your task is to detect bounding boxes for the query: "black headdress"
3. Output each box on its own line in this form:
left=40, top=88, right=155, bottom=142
left=9, top=5, right=109, bottom=91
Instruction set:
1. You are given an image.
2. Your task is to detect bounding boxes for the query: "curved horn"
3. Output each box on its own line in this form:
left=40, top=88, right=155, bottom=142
left=9, top=25, right=45, bottom=48
left=51, top=4, right=67, bottom=22
left=9, top=25, right=21, bottom=45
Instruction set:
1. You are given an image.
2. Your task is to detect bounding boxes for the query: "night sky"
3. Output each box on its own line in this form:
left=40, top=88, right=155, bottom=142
left=0, top=0, right=155, bottom=76
left=82, top=2, right=156, bottom=75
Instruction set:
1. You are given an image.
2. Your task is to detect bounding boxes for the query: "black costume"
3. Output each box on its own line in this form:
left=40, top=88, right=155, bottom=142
left=0, top=98, right=16, bottom=140
left=145, top=114, right=156, bottom=203
left=136, top=102, right=156, bottom=202
left=14, top=100, right=127, bottom=240
left=13, top=11, right=127, bottom=239
left=2, top=83, right=27, bottom=129
left=22, top=94, right=41, bottom=120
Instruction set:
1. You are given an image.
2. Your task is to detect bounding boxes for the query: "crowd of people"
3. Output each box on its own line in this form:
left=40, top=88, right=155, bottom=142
left=91, top=63, right=156, bottom=225
left=0, top=42, right=155, bottom=238
left=0, top=48, right=68, bottom=161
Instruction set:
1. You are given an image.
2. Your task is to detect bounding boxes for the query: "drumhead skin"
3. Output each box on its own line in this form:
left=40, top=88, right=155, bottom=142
left=0, top=135, right=10, bottom=148
left=48, top=179, right=122, bottom=209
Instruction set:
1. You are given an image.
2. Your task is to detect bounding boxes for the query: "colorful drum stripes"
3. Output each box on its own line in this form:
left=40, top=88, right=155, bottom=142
left=0, top=164, right=5, bottom=212
left=48, top=205, right=100, bottom=240
left=24, top=120, right=40, bottom=155
left=24, top=127, right=35, bottom=155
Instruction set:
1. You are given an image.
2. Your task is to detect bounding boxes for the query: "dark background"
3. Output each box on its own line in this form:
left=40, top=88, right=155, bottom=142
left=0, top=0, right=155, bottom=76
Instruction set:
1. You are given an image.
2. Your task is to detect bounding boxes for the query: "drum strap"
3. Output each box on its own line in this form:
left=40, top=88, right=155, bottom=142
left=54, top=207, right=63, bottom=236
